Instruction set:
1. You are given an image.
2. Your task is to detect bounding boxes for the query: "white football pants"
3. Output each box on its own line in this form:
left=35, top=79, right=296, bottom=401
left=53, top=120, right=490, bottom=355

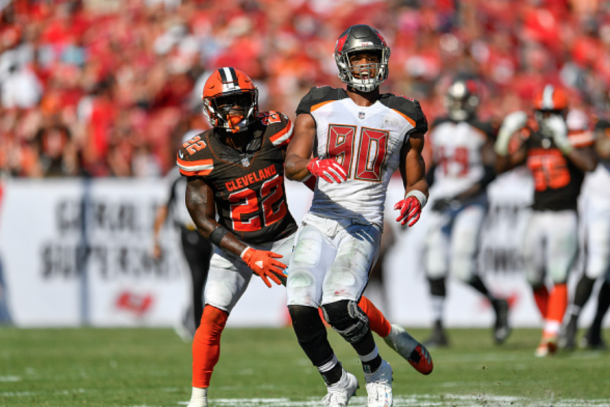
left=424, top=203, right=486, bottom=282
left=582, top=194, right=610, bottom=281
left=204, top=233, right=295, bottom=313
left=522, top=209, right=578, bottom=286
left=286, top=213, right=381, bottom=308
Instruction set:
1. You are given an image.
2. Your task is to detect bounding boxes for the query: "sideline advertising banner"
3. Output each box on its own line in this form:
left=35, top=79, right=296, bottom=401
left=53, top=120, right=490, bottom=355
left=0, top=179, right=188, bottom=327
left=0, top=176, right=605, bottom=328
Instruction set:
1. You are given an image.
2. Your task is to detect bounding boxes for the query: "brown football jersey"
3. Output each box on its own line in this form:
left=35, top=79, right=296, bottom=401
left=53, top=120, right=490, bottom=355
left=523, top=128, right=592, bottom=211
left=176, top=111, right=298, bottom=244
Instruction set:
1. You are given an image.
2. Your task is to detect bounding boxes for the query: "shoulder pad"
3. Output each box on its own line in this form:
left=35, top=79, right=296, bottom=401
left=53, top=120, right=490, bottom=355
left=380, top=95, right=428, bottom=134
left=296, top=86, right=348, bottom=115
left=431, top=117, right=452, bottom=127
left=260, top=111, right=294, bottom=147
left=176, top=130, right=214, bottom=177
left=467, top=118, right=496, bottom=139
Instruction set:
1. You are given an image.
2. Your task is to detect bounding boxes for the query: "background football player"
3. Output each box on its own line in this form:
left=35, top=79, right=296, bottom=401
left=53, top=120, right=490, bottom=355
left=179, top=67, right=432, bottom=407
left=495, top=84, right=598, bottom=357
left=285, top=25, right=429, bottom=407
left=423, top=78, right=510, bottom=348
left=561, top=109, right=610, bottom=350
left=152, top=130, right=213, bottom=341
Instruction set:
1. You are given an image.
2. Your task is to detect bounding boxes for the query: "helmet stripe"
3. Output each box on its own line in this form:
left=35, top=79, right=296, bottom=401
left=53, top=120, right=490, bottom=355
left=542, top=85, right=555, bottom=110
left=223, top=67, right=234, bottom=82
left=221, top=67, right=240, bottom=92
left=218, top=68, right=228, bottom=83
left=229, top=67, right=238, bottom=82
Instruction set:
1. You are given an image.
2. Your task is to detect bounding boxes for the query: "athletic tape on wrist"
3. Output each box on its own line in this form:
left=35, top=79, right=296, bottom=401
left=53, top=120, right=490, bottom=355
left=209, top=225, right=230, bottom=246
left=405, top=190, right=428, bottom=208
left=240, top=246, right=252, bottom=259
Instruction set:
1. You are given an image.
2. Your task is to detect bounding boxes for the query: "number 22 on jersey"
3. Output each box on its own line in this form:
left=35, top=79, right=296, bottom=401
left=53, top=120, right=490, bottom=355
left=327, top=124, right=389, bottom=182
left=229, top=174, right=287, bottom=232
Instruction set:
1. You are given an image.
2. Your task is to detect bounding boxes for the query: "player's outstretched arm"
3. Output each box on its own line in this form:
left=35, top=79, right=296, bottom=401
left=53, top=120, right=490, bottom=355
left=285, top=113, right=347, bottom=183
left=395, top=132, right=429, bottom=227
left=494, top=112, right=528, bottom=173
left=185, top=177, right=286, bottom=287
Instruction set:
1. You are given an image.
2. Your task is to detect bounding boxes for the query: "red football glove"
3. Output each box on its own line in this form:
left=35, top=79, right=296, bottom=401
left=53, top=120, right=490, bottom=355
left=306, top=158, right=347, bottom=183
left=394, top=196, right=422, bottom=227
left=241, top=247, right=287, bottom=288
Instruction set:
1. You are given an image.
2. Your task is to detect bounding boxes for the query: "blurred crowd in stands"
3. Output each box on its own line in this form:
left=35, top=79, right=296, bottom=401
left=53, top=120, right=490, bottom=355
left=0, top=0, right=609, bottom=177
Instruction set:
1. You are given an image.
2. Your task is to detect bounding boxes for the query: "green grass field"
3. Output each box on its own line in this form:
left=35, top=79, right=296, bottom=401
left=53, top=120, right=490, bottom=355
left=1, top=327, right=609, bottom=407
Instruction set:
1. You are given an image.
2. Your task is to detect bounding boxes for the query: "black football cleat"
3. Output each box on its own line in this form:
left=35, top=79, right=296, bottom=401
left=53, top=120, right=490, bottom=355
left=423, top=320, right=449, bottom=348
left=580, top=324, right=607, bottom=350
left=558, top=318, right=577, bottom=350
left=492, top=298, right=511, bottom=344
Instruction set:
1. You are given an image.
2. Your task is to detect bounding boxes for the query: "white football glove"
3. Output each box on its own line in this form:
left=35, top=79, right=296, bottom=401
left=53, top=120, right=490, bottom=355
left=495, top=111, right=528, bottom=156
left=544, top=114, right=572, bottom=154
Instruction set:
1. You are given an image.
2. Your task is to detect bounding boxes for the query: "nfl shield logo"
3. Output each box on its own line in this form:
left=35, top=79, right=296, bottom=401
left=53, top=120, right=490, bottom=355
left=359, top=111, right=365, bottom=119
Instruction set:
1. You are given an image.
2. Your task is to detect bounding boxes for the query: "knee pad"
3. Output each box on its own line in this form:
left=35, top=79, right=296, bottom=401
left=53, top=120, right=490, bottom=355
left=321, top=300, right=369, bottom=344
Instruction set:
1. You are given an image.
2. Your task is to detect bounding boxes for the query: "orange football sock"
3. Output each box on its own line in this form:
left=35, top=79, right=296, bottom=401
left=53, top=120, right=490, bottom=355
left=547, top=283, right=568, bottom=326
left=192, top=305, right=228, bottom=388
left=358, top=296, right=392, bottom=338
left=533, top=285, right=550, bottom=319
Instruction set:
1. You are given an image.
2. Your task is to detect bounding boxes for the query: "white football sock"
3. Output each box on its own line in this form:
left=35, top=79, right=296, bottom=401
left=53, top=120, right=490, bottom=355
left=431, top=295, right=445, bottom=322
left=187, top=387, right=207, bottom=407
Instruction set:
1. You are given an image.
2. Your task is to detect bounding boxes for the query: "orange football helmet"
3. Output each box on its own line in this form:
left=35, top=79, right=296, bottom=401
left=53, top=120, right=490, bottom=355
left=533, top=84, right=569, bottom=112
left=202, top=67, right=258, bottom=133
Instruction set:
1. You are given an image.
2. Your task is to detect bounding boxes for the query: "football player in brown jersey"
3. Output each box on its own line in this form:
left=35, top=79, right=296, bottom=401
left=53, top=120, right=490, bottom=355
left=178, top=67, right=432, bottom=407
left=495, top=84, right=598, bottom=357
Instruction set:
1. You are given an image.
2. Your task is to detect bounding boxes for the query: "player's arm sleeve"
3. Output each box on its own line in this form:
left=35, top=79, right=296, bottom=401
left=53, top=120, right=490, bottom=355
left=387, top=96, right=428, bottom=144
left=295, top=86, right=339, bottom=116
left=295, top=88, right=316, bottom=116
left=411, top=100, right=429, bottom=135
left=176, top=144, right=214, bottom=177
left=269, top=112, right=294, bottom=148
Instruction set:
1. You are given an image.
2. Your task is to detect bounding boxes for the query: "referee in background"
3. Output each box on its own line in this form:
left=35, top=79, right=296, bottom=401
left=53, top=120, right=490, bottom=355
left=153, top=131, right=213, bottom=340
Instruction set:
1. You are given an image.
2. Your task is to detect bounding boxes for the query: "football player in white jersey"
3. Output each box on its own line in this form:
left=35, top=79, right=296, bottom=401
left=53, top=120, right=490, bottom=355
left=285, top=24, right=429, bottom=407
left=423, top=78, right=510, bottom=347
left=561, top=110, right=610, bottom=350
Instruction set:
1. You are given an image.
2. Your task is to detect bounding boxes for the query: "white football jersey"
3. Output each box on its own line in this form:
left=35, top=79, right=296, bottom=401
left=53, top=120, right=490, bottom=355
left=429, top=118, right=493, bottom=199
left=296, top=86, right=428, bottom=228
left=572, top=117, right=609, bottom=201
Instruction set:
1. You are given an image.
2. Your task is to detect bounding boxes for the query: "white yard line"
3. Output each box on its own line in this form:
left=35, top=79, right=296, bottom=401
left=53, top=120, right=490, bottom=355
left=175, top=394, right=610, bottom=406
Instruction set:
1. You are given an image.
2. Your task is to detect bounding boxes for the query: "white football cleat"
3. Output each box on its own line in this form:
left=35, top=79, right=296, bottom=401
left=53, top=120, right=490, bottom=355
left=365, top=360, right=393, bottom=407
left=322, top=371, right=359, bottom=407
left=187, top=387, right=208, bottom=407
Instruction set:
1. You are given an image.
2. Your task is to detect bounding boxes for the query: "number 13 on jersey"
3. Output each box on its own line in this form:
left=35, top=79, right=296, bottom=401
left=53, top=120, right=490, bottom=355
left=327, top=124, right=389, bottom=182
